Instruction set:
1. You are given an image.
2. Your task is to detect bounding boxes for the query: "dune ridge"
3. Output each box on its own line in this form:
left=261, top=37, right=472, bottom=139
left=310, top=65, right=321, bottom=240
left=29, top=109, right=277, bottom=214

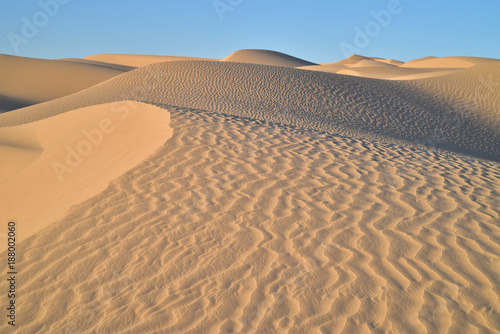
left=299, top=54, right=469, bottom=80
left=222, top=49, right=317, bottom=67
left=0, top=101, right=172, bottom=239
left=0, top=54, right=134, bottom=112
left=1, top=59, right=499, bottom=161
left=400, top=56, right=500, bottom=68
left=57, top=58, right=137, bottom=72
left=84, top=53, right=213, bottom=67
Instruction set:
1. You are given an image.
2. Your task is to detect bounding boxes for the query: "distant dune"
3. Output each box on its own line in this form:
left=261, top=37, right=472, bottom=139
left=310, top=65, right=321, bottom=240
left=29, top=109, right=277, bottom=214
left=400, top=56, right=499, bottom=68
left=0, top=50, right=499, bottom=333
left=0, top=54, right=133, bottom=112
left=297, top=54, right=500, bottom=80
left=84, top=53, right=212, bottom=67
left=222, top=49, right=317, bottom=67
left=84, top=49, right=317, bottom=68
left=368, top=57, right=405, bottom=66
left=57, top=58, right=136, bottom=72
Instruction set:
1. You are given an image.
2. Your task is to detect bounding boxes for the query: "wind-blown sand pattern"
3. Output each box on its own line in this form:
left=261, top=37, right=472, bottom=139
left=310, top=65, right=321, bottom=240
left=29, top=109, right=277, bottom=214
left=0, top=50, right=499, bottom=333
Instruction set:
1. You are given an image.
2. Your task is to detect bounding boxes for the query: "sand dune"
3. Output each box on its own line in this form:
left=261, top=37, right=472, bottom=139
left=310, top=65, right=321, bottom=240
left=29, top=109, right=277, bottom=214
left=85, top=50, right=315, bottom=68
left=0, top=54, right=132, bottom=112
left=299, top=54, right=473, bottom=80
left=329, top=54, right=404, bottom=68
left=1, top=106, right=498, bottom=333
left=0, top=95, right=30, bottom=114
left=331, top=54, right=373, bottom=66
left=348, top=59, right=396, bottom=68
left=400, top=56, right=500, bottom=68
left=222, top=49, right=316, bottom=67
left=84, top=53, right=212, bottom=67
left=408, top=62, right=500, bottom=128
left=0, top=50, right=499, bottom=333
left=1, top=59, right=499, bottom=161
left=0, top=101, right=172, bottom=239
left=300, top=63, right=460, bottom=80
left=368, top=57, right=404, bottom=66
left=58, top=58, right=137, bottom=72
left=334, top=55, right=399, bottom=69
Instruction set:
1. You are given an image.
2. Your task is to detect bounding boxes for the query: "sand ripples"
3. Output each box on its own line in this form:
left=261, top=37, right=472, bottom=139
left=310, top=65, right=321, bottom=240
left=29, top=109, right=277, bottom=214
left=2, top=107, right=499, bottom=333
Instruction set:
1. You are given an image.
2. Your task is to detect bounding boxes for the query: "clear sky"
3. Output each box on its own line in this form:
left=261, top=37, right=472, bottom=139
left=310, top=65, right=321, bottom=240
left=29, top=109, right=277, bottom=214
left=0, top=0, right=498, bottom=63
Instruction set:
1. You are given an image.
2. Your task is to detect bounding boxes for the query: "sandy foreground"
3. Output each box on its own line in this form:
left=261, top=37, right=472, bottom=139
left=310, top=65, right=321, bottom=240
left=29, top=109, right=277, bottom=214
left=0, top=50, right=499, bottom=333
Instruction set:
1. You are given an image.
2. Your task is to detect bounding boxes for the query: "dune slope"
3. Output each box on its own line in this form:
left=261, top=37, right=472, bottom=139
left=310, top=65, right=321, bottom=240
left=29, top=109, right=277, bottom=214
left=0, top=101, right=172, bottom=239
left=0, top=54, right=133, bottom=111
left=84, top=53, right=212, bottom=67
left=299, top=55, right=474, bottom=80
left=222, top=49, right=316, bottom=67
left=0, top=52, right=499, bottom=333
left=1, top=60, right=499, bottom=161
left=406, top=62, right=500, bottom=127
left=401, top=56, right=500, bottom=68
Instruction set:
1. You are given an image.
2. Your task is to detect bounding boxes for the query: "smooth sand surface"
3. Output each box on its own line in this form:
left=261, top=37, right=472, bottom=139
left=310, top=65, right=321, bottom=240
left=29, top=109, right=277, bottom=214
left=299, top=63, right=461, bottom=80
left=0, top=54, right=133, bottom=112
left=84, top=53, right=212, bottom=67
left=57, top=58, right=137, bottom=72
left=300, top=54, right=500, bottom=80
left=0, top=50, right=499, bottom=333
left=400, top=56, right=500, bottom=68
left=298, top=54, right=474, bottom=80
left=222, top=49, right=317, bottom=67
left=368, top=57, right=405, bottom=66
left=85, top=49, right=316, bottom=68
left=0, top=101, right=172, bottom=240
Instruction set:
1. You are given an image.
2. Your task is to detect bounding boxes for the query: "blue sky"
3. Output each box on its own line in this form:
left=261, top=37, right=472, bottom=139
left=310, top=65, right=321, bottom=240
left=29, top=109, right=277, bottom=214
left=0, top=0, right=498, bottom=63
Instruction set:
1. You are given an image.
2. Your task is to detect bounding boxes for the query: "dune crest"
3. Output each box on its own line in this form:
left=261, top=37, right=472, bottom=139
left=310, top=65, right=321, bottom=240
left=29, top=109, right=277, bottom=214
left=369, top=57, right=404, bottom=66
left=0, top=101, right=172, bottom=239
left=1, top=59, right=499, bottom=161
left=222, top=49, right=316, bottom=67
left=400, top=56, right=500, bottom=68
left=299, top=55, right=478, bottom=80
left=84, top=53, right=212, bottom=67
left=0, top=54, right=132, bottom=111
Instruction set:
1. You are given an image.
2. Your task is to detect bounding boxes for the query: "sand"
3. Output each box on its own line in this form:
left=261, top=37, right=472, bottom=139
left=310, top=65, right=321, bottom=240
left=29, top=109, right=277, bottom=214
left=0, top=101, right=172, bottom=240
left=0, top=54, right=133, bottom=112
left=84, top=54, right=212, bottom=67
left=222, top=49, right=317, bottom=67
left=0, top=50, right=499, bottom=333
left=297, top=54, right=500, bottom=80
